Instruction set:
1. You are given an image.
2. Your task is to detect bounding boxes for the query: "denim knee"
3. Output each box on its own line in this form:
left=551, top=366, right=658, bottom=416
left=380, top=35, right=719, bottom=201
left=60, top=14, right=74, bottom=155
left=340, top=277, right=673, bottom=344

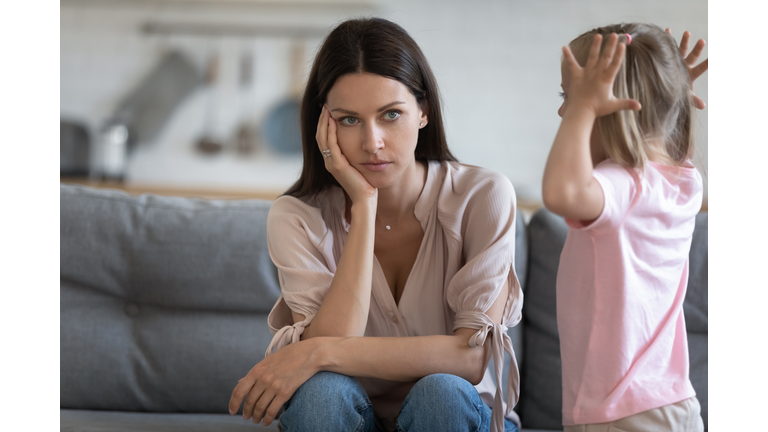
left=279, top=371, right=374, bottom=432
left=397, top=373, right=484, bottom=432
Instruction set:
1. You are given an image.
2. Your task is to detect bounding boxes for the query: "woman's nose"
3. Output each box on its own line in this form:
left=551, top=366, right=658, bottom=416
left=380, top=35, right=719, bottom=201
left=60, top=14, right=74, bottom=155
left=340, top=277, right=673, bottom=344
left=557, top=102, right=565, bottom=118
left=362, top=124, right=384, bottom=154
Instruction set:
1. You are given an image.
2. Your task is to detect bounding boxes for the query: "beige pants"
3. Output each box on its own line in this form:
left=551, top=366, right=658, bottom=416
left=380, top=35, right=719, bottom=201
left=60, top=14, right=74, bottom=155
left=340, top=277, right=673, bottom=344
left=564, top=397, right=704, bottom=432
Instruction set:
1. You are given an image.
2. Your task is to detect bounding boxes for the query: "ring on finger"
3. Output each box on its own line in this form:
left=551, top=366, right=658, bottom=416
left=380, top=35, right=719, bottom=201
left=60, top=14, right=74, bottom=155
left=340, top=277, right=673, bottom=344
left=322, top=149, right=331, bottom=158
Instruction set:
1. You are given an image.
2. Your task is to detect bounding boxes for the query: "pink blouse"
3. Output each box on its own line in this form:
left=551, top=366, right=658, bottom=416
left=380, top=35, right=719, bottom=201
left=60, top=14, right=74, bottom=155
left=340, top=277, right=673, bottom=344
left=265, top=161, right=523, bottom=432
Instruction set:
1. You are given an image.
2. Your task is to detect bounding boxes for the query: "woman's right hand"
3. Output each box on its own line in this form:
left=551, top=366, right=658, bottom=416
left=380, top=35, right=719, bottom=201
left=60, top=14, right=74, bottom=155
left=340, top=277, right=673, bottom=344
left=316, top=106, right=378, bottom=205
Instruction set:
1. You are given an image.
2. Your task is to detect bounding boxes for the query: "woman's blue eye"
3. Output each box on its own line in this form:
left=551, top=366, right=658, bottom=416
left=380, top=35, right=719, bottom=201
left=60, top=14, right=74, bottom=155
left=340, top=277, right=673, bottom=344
left=384, top=111, right=400, bottom=120
left=341, top=117, right=358, bottom=125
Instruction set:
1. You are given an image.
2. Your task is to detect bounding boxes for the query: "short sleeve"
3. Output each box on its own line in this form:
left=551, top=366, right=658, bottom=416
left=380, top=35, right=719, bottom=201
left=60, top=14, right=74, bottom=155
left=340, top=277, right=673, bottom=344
left=566, top=159, right=640, bottom=233
left=264, top=196, right=336, bottom=356
left=441, top=166, right=523, bottom=428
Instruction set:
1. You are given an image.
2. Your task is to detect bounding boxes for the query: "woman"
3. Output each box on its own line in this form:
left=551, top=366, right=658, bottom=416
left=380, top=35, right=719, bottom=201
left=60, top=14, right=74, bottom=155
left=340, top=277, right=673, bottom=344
left=229, top=18, right=522, bottom=432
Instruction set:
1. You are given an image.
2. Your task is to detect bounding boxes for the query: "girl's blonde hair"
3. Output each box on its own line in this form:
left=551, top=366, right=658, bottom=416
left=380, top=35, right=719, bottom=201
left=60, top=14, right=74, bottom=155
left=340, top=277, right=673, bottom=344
left=569, top=23, right=695, bottom=169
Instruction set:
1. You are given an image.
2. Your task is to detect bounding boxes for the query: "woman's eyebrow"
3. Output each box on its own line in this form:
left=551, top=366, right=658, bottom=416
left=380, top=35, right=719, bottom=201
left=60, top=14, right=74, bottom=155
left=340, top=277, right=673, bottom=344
left=376, top=101, right=405, bottom=112
left=330, top=101, right=406, bottom=115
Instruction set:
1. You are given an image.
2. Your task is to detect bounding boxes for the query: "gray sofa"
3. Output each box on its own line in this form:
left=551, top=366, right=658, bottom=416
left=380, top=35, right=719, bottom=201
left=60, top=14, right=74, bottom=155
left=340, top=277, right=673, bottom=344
left=60, top=184, right=707, bottom=431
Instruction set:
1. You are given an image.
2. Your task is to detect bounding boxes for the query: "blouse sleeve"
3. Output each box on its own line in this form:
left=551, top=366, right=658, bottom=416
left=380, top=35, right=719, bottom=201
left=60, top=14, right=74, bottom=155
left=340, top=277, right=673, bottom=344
left=264, top=196, right=336, bottom=356
left=443, top=168, right=523, bottom=432
left=565, top=159, right=640, bottom=233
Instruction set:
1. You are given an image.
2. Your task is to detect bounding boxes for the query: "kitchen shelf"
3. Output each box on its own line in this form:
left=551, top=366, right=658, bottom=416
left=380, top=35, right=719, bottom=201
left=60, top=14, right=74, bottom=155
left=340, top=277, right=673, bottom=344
left=62, top=0, right=378, bottom=11
left=142, top=21, right=331, bottom=38
left=61, top=177, right=284, bottom=201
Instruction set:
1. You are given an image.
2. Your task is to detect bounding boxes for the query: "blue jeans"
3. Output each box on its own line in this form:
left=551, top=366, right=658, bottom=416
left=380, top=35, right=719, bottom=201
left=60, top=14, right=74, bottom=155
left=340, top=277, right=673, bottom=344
left=279, top=371, right=519, bottom=432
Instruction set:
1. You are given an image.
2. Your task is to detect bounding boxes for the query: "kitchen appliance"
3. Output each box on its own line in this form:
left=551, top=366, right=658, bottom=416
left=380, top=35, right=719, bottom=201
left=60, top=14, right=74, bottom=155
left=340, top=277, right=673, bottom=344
left=60, top=120, right=90, bottom=176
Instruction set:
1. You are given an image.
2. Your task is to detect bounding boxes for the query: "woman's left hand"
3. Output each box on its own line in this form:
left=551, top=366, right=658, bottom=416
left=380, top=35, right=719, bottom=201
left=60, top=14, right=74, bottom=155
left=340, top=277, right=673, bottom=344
left=229, top=338, right=322, bottom=426
left=667, top=28, right=708, bottom=109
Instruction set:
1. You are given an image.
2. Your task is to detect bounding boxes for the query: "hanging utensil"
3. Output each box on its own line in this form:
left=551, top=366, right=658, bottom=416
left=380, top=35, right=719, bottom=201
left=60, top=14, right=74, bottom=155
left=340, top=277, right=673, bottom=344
left=235, top=48, right=258, bottom=156
left=196, top=51, right=223, bottom=155
left=262, top=40, right=305, bottom=155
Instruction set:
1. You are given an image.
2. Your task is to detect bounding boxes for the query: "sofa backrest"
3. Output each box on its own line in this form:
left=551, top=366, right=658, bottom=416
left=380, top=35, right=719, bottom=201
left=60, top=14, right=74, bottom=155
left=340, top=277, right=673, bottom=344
left=61, top=184, right=531, bottom=415
left=517, top=209, right=708, bottom=430
left=60, top=185, right=281, bottom=413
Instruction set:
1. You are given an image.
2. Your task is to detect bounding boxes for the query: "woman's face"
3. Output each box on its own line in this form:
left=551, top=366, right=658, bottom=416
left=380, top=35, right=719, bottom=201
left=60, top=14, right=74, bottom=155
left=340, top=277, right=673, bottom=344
left=325, top=72, right=428, bottom=190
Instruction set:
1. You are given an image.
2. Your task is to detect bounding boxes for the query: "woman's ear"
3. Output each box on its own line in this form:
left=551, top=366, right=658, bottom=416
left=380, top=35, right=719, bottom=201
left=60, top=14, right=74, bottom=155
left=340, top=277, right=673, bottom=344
left=419, top=101, right=429, bottom=128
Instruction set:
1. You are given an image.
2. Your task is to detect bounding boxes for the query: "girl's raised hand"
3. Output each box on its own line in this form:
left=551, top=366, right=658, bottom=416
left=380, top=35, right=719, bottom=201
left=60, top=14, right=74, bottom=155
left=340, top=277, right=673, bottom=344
left=316, top=106, right=378, bottom=204
left=562, top=33, right=641, bottom=118
left=666, top=28, right=708, bottom=109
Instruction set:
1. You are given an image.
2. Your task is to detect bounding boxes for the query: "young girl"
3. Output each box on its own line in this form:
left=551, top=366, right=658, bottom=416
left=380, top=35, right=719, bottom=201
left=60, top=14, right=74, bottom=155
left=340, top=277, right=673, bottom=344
left=542, top=24, right=708, bottom=431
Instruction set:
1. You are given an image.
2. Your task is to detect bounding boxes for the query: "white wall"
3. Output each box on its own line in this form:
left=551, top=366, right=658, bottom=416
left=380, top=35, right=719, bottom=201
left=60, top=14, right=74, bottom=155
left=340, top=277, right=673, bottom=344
left=61, top=0, right=708, bottom=200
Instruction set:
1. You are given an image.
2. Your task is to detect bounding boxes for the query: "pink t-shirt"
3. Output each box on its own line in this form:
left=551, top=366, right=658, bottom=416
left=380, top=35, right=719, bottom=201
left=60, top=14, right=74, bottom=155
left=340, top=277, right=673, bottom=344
left=265, top=161, right=523, bottom=432
left=556, top=159, right=703, bottom=426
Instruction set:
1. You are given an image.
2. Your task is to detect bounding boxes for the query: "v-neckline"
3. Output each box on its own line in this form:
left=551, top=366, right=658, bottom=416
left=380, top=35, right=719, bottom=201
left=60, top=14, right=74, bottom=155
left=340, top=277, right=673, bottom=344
left=373, top=224, right=428, bottom=310
left=375, top=163, right=434, bottom=310
left=337, top=161, right=439, bottom=313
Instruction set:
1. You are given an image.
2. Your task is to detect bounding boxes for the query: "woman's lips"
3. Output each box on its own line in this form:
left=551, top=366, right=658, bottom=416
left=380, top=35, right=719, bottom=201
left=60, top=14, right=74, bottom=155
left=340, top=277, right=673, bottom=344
left=361, top=162, right=391, bottom=172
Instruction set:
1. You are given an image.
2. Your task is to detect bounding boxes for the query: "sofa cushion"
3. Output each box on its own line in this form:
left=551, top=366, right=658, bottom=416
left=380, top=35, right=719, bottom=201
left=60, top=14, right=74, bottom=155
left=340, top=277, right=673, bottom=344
left=60, top=185, right=280, bottom=313
left=517, top=210, right=567, bottom=430
left=61, top=185, right=281, bottom=413
left=684, top=213, right=708, bottom=334
left=60, top=409, right=279, bottom=431
left=517, top=209, right=708, bottom=431
left=60, top=409, right=559, bottom=432
left=686, top=213, right=708, bottom=428
left=688, top=332, right=708, bottom=428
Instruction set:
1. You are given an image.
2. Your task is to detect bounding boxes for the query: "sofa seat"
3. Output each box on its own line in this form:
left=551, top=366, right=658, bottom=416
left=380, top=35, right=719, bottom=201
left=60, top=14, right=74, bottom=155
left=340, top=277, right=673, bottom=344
left=61, top=409, right=279, bottom=431
left=60, top=409, right=559, bottom=432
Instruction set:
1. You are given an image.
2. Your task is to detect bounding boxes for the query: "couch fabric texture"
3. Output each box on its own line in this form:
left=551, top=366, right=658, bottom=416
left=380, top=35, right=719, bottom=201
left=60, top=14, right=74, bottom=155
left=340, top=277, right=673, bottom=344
left=60, top=185, right=707, bottom=431
left=60, top=186, right=280, bottom=416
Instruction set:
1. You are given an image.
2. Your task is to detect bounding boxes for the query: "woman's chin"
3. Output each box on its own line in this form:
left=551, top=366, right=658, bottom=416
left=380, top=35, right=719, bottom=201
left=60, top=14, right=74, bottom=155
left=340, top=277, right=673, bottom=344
left=362, top=172, right=397, bottom=190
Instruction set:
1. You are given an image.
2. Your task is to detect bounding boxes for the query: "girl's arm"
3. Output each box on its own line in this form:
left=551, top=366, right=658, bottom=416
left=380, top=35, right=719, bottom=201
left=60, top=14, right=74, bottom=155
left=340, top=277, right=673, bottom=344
left=230, top=281, right=509, bottom=426
left=298, top=107, right=377, bottom=339
left=542, top=100, right=604, bottom=221
left=542, top=33, right=640, bottom=221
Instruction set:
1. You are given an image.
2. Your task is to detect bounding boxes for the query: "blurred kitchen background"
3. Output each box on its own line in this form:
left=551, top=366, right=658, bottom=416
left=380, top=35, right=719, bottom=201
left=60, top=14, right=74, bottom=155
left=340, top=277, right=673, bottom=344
left=60, top=0, right=708, bottom=208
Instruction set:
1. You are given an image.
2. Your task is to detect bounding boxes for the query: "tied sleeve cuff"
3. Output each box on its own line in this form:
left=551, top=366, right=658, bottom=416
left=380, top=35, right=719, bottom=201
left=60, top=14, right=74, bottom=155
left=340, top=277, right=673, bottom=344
left=454, top=310, right=520, bottom=432
left=264, top=314, right=315, bottom=357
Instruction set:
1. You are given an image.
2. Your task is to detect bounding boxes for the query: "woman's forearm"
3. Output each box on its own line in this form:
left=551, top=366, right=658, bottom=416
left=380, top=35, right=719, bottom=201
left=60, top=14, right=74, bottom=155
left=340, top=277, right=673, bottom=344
left=302, top=200, right=376, bottom=339
left=311, top=330, right=489, bottom=385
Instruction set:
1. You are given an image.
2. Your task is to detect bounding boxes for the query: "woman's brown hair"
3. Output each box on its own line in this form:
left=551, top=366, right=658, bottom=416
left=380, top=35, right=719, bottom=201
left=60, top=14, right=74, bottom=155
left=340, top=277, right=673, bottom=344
left=284, top=17, right=456, bottom=198
left=569, top=23, right=695, bottom=169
